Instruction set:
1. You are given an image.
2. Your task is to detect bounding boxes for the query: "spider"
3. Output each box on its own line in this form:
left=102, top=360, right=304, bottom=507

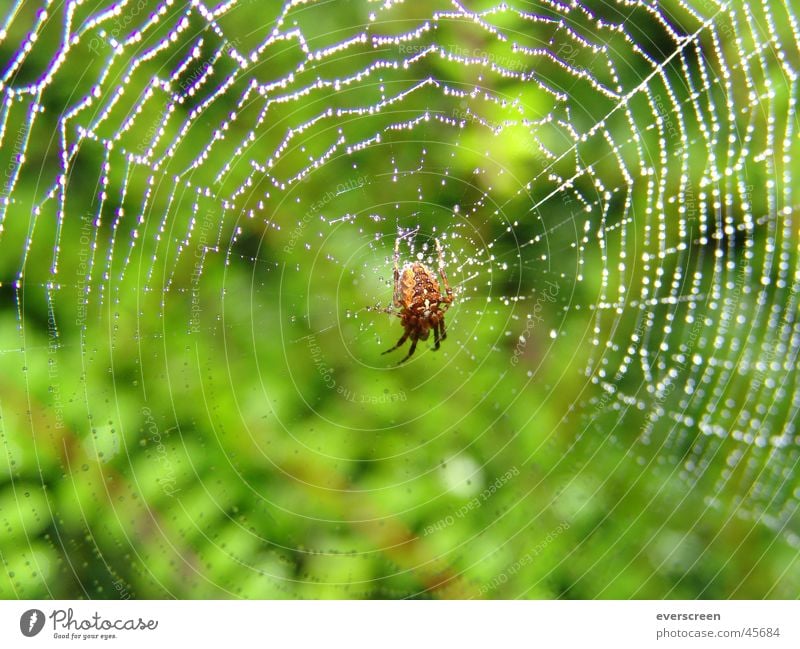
left=382, top=236, right=454, bottom=363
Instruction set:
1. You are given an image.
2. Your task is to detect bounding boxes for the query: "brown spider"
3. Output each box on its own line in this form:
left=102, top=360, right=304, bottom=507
left=382, top=236, right=454, bottom=363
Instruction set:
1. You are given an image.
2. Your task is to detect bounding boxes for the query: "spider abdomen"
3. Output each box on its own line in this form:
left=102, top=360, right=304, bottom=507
left=400, top=263, right=443, bottom=311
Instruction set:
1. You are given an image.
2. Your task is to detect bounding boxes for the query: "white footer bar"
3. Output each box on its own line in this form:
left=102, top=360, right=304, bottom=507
left=1, top=600, right=796, bottom=648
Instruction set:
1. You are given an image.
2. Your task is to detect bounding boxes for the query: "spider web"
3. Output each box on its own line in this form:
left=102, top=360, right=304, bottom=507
left=0, top=0, right=798, bottom=598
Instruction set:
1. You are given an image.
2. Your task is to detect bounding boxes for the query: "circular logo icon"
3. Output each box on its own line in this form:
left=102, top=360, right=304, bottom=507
left=20, top=609, right=45, bottom=637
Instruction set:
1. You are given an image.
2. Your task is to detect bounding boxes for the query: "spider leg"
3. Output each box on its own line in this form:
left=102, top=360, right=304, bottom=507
left=382, top=331, right=409, bottom=355
left=440, top=316, right=447, bottom=341
left=435, top=238, right=453, bottom=302
left=397, top=336, right=418, bottom=364
left=433, top=321, right=441, bottom=350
